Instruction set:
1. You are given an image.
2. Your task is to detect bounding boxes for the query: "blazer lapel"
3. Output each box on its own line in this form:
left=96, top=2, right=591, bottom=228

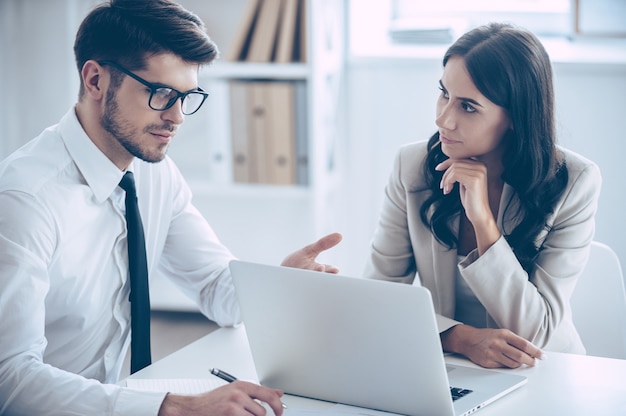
left=499, top=183, right=522, bottom=231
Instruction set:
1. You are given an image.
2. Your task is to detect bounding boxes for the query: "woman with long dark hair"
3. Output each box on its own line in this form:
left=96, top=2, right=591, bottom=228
left=365, top=23, right=601, bottom=369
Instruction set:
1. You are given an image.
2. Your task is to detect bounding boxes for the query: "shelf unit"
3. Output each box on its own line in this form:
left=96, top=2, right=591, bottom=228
left=151, top=0, right=346, bottom=310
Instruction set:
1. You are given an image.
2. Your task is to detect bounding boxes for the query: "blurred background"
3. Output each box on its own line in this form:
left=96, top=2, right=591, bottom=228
left=1, top=0, right=625, bottom=313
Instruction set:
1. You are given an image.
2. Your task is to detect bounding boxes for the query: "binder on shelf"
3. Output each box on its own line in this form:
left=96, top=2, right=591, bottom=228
left=205, top=80, right=233, bottom=184
left=265, top=82, right=296, bottom=185
left=275, top=0, right=299, bottom=63
left=297, top=0, right=308, bottom=62
left=248, top=82, right=271, bottom=183
left=229, top=81, right=300, bottom=185
left=230, top=81, right=252, bottom=183
left=247, top=0, right=283, bottom=62
left=227, top=0, right=262, bottom=62
left=230, top=0, right=306, bottom=63
left=294, top=81, right=308, bottom=185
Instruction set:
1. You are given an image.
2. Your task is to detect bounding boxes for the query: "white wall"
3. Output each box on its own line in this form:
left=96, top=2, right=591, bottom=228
left=0, top=0, right=101, bottom=155
left=553, top=62, right=626, bottom=270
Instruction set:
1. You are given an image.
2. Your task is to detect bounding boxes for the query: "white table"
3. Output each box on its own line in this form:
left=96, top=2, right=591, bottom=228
left=130, top=326, right=626, bottom=415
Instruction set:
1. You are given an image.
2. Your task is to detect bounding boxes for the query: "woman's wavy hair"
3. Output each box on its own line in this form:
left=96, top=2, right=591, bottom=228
left=419, top=22, right=568, bottom=273
left=74, top=0, right=218, bottom=96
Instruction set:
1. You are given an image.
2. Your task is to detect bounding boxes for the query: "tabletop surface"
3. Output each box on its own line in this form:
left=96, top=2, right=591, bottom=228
left=129, top=325, right=626, bottom=415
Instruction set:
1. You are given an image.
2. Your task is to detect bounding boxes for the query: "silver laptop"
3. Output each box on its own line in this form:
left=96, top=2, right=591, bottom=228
left=230, top=260, right=527, bottom=416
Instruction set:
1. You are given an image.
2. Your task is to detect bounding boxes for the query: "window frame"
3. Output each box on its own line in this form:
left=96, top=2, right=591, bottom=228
left=390, top=0, right=573, bottom=38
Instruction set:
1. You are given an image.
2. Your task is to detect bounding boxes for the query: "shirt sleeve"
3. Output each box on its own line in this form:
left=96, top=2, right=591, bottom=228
left=458, top=161, right=602, bottom=347
left=363, top=144, right=462, bottom=334
left=363, top=146, right=417, bottom=284
left=156, top=161, right=240, bottom=327
left=0, top=191, right=167, bottom=415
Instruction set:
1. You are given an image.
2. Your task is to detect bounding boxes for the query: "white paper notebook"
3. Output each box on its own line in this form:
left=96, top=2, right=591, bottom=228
left=126, top=378, right=226, bottom=395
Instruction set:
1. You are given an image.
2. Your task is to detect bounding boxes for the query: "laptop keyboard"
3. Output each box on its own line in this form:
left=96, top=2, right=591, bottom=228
left=450, top=387, right=473, bottom=401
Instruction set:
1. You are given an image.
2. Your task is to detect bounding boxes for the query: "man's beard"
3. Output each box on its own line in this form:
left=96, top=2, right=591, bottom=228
left=101, top=89, right=171, bottom=164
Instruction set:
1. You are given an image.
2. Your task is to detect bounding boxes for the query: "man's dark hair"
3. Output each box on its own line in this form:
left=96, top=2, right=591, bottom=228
left=74, top=0, right=218, bottom=95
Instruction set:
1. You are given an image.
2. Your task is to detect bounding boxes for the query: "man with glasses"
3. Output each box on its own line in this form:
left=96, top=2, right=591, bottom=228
left=98, top=60, right=209, bottom=117
left=0, top=1, right=341, bottom=415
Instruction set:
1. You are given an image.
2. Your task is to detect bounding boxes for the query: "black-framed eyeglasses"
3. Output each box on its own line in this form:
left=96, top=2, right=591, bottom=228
left=99, top=60, right=208, bottom=115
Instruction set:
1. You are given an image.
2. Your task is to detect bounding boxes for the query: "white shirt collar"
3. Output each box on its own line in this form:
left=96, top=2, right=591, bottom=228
left=60, top=107, right=127, bottom=203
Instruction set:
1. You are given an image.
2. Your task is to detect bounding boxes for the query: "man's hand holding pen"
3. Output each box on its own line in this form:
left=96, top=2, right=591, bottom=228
left=209, top=368, right=288, bottom=413
left=159, top=374, right=285, bottom=416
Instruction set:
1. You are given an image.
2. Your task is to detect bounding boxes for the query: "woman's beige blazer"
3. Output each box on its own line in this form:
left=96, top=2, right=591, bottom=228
left=364, top=141, right=602, bottom=353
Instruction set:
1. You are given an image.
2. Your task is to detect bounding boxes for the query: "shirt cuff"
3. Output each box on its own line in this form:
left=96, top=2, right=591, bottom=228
left=458, top=235, right=511, bottom=271
left=114, top=388, right=168, bottom=416
left=436, top=314, right=461, bottom=333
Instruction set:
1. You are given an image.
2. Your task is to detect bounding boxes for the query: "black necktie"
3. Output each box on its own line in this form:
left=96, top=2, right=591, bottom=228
left=119, top=171, right=152, bottom=374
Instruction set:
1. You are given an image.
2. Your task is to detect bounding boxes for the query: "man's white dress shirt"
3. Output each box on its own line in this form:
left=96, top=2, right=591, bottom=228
left=0, top=108, right=239, bottom=415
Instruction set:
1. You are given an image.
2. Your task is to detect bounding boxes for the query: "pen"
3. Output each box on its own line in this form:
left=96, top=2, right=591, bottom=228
left=210, top=367, right=238, bottom=383
left=210, top=368, right=288, bottom=409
